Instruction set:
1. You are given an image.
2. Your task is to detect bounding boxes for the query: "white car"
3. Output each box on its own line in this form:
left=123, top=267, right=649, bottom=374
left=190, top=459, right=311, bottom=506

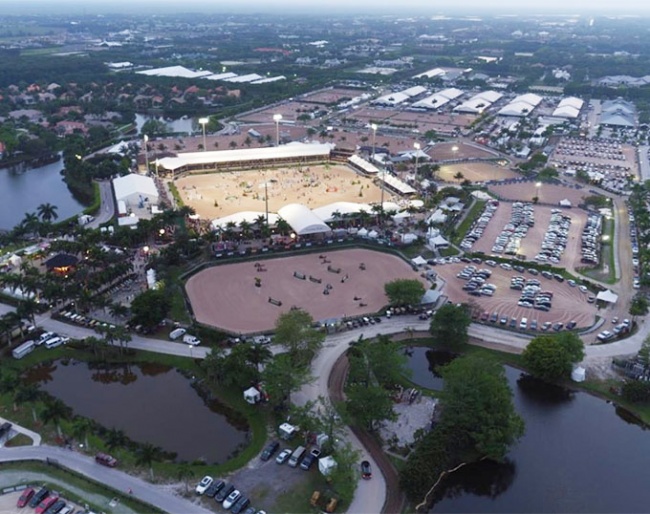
left=182, top=335, right=201, bottom=346
left=223, top=489, right=241, bottom=509
left=195, top=475, right=213, bottom=495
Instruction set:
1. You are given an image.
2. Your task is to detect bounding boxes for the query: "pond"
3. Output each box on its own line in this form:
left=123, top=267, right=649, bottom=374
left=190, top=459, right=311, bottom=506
left=404, top=348, right=650, bottom=512
left=0, top=154, right=84, bottom=231
left=26, top=360, right=249, bottom=464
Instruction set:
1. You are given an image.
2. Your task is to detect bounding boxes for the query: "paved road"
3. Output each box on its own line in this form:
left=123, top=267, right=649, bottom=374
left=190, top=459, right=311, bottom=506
left=87, top=181, right=115, bottom=229
left=638, top=145, right=650, bottom=182
left=0, top=446, right=212, bottom=514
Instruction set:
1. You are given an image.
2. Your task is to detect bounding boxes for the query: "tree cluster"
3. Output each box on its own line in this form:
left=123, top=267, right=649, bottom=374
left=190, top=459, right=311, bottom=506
left=522, top=332, right=585, bottom=382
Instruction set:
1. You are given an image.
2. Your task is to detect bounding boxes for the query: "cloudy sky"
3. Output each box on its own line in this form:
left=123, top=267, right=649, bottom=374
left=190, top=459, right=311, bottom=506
left=5, top=0, right=650, bottom=15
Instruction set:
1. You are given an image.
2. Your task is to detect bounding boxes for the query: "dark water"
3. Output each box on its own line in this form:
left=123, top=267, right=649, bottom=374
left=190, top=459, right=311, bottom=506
left=406, top=351, right=650, bottom=513
left=404, top=346, right=456, bottom=390
left=26, top=360, right=249, bottom=463
left=0, top=155, right=84, bottom=231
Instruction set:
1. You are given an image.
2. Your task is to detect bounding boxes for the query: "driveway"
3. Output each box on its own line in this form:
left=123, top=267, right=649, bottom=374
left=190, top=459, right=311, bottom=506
left=87, top=180, right=115, bottom=229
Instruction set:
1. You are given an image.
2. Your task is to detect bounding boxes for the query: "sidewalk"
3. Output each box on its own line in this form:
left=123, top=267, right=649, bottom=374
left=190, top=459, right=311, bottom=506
left=0, top=415, right=41, bottom=446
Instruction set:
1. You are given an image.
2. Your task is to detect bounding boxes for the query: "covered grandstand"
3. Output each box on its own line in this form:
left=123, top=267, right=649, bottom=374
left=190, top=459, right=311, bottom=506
left=378, top=172, right=416, bottom=195
left=348, top=155, right=380, bottom=175
left=412, top=88, right=464, bottom=110
left=211, top=211, right=280, bottom=231
left=498, top=93, right=543, bottom=117
left=552, top=97, right=584, bottom=119
left=312, top=202, right=373, bottom=222
left=277, top=204, right=332, bottom=235
left=453, top=90, right=503, bottom=114
left=157, top=142, right=333, bottom=175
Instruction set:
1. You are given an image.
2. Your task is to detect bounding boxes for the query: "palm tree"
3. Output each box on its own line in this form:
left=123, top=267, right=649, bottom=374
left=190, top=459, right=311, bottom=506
left=275, top=218, right=291, bottom=236
left=70, top=416, right=94, bottom=451
left=40, top=398, right=71, bottom=438
left=105, top=427, right=128, bottom=452
left=135, top=443, right=162, bottom=480
left=20, top=212, right=41, bottom=237
left=176, top=463, right=195, bottom=494
left=37, top=203, right=59, bottom=223
left=13, top=384, right=41, bottom=422
left=239, top=220, right=253, bottom=239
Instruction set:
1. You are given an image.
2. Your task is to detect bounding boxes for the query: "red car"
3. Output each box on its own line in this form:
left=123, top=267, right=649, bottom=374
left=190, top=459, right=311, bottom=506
left=95, top=452, right=118, bottom=467
left=35, top=496, right=58, bottom=514
left=17, top=488, right=35, bottom=508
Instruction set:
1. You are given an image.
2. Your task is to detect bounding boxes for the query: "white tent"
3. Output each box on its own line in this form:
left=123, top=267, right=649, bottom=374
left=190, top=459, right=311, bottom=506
left=367, top=230, right=379, bottom=239
left=559, top=199, right=572, bottom=207
left=571, top=366, right=586, bottom=382
left=411, top=255, right=427, bottom=267
left=318, top=455, right=337, bottom=476
left=596, top=290, right=618, bottom=304
left=244, top=387, right=261, bottom=404
left=357, top=228, right=369, bottom=237
left=9, top=254, right=22, bottom=267
left=279, top=422, right=298, bottom=440
left=401, top=233, right=418, bottom=244
left=278, top=204, right=331, bottom=235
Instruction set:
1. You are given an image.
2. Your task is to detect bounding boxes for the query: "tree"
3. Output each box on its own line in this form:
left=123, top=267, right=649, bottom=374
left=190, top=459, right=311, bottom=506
left=37, top=203, right=59, bottom=223
left=429, top=303, right=471, bottom=349
left=40, top=398, right=71, bottom=438
left=274, top=308, right=325, bottom=366
left=630, top=295, right=649, bottom=323
left=176, top=463, right=195, bottom=493
left=344, top=383, right=396, bottom=432
left=522, top=332, right=585, bottom=382
left=13, top=384, right=41, bottom=421
left=384, top=279, right=426, bottom=306
left=130, top=288, right=171, bottom=331
left=263, top=353, right=312, bottom=410
left=400, top=354, right=524, bottom=502
left=105, top=427, right=128, bottom=451
left=136, top=443, right=162, bottom=480
left=70, top=416, right=94, bottom=451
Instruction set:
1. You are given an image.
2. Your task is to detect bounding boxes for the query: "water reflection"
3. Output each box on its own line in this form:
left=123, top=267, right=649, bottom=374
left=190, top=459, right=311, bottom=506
left=433, top=458, right=516, bottom=504
left=405, top=346, right=456, bottom=390
left=26, top=359, right=249, bottom=463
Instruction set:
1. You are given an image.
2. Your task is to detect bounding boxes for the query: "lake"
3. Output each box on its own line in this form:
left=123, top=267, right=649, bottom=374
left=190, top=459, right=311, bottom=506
left=26, top=359, right=249, bottom=464
left=404, top=347, right=650, bottom=512
left=0, top=155, right=84, bottom=231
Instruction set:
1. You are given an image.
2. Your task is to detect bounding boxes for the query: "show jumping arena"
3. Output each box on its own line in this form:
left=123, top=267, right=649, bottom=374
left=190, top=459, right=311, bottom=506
left=175, top=164, right=390, bottom=220
left=185, top=248, right=429, bottom=334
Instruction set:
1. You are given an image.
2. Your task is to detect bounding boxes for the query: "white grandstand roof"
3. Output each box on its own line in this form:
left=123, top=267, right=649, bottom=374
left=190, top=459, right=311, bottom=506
left=513, top=93, right=543, bottom=107
left=412, top=94, right=451, bottom=110
left=277, top=204, right=331, bottom=235
left=251, top=76, right=286, bottom=84
left=205, top=72, right=238, bottom=81
left=157, top=142, right=333, bottom=172
left=552, top=105, right=580, bottom=119
left=312, top=202, right=372, bottom=222
left=437, top=88, right=464, bottom=100
left=413, top=67, right=446, bottom=79
left=373, top=92, right=410, bottom=106
left=137, top=66, right=213, bottom=79
left=498, top=101, right=537, bottom=117
left=402, top=85, right=427, bottom=97
left=113, top=174, right=158, bottom=201
left=474, top=90, right=503, bottom=103
left=348, top=155, right=380, bottom=174
left=211, top=211, right=279, bottom=230
left=379, top=172, right=416, bottom=195
left=557, top=97, right=584, bottom=110
left=224, top=74, right=264, bottom=83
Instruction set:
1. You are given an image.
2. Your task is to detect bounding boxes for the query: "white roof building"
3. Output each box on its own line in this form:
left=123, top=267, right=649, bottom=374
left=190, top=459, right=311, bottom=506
left=113, top=174, right=158, bottom=206
left=413, top=67, right=446, bottom=79
left=137, top=66, right=213, bottom=79
left=498, top=93, right=543, bottom=117
left=373, top=92, right=410, bottom=106
left=211, top=211, right=280, bottom=231
left=402, top=85, right=428, bottom=97
left=277, top=204, right=331, bottom=236
left=552, top=97, right=584, bottom=118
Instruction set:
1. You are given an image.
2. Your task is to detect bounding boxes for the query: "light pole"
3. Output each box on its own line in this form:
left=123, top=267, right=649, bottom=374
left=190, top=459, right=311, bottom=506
left=273, top=113, right=283, bottom=146
left=199, top=117, right=209, bottom=151
left=370, top=123, right=377, bottom=162
left=143, top=134, right=149, bottom=173
left=414, top=142, right=421, bottom=182
left=535, top=181, right=542, bottom=202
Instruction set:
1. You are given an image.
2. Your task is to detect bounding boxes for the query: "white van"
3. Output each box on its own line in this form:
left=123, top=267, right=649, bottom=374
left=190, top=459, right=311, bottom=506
left=288, top=446, right=306, bottom=468
left=13, top=340, right=36, bottom=359
left=169, top=328, right=187, bottom=340
left=519, top=318, right=528, bottom=330
left=182, top=335, right=201, bottom=346
left=37, top=332, right=55, bottom=345
left=45, top=337, right=64, bottom=349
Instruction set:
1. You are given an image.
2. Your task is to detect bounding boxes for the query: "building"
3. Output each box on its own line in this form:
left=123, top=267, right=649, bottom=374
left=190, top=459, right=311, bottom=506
left=113, top=174, right=159, bottom=220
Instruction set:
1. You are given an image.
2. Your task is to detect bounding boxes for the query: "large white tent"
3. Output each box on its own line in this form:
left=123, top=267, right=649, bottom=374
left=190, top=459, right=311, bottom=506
left=277, top=204, right=331, bottom=235
left=113, top=174, right=159, bottom=207
left=211, top=211, right=279, bottom=231
left=312, top=202, right=372, bottom=222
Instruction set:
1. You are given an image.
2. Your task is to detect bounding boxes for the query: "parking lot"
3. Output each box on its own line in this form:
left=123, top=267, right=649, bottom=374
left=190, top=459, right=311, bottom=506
left=436, top=261, right=599, bottom=329
left=469, top=202, right=588, bottom=271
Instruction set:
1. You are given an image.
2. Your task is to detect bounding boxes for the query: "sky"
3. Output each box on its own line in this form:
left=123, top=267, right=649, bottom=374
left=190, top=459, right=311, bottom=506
left=4, top=0, right=650, bottom=15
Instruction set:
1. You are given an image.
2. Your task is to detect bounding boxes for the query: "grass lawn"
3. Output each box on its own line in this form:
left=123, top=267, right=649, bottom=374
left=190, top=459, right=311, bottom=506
left=451, top=199, right=485, bottom=246
left=271, top=471, right=342, bottom=514
left=579, top=217, right=616, bottom=284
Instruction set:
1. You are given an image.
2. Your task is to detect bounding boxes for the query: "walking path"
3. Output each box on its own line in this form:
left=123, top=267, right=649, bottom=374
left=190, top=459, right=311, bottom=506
left=0, top=415, right=41, bottom=446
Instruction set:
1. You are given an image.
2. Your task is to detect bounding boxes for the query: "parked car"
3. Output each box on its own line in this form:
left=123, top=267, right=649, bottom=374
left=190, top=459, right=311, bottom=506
left=275, top=448, right=292, bottom=464
left=95, top=452, right=118, bottom=467
left=195, top=476, right=213, bottom=495
left=300, top=453, right=317, bottom=470
left=215, top=483, right=235, bottom=503
left=29, top=488, right=49, bottom=508
left=17, top=488, right=35, bottom=508
left=223, top=490, right=242, bottom=510
left=43, top=499, right=65, bottom=514
left=361, top=460, right=372, bottom=479
left=231, top=497, right=250, bottom=514
left=260, top=441, right=280, bottom=461
left=204, top=479, right=225, bottom=498
left=35, top=496, right=58, bottom=514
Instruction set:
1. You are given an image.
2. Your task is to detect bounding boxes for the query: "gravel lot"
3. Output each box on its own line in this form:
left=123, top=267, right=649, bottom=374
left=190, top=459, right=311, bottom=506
left=489, top=181, right=590, bottom=207
left=379, top=395, right=437, bottom=447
